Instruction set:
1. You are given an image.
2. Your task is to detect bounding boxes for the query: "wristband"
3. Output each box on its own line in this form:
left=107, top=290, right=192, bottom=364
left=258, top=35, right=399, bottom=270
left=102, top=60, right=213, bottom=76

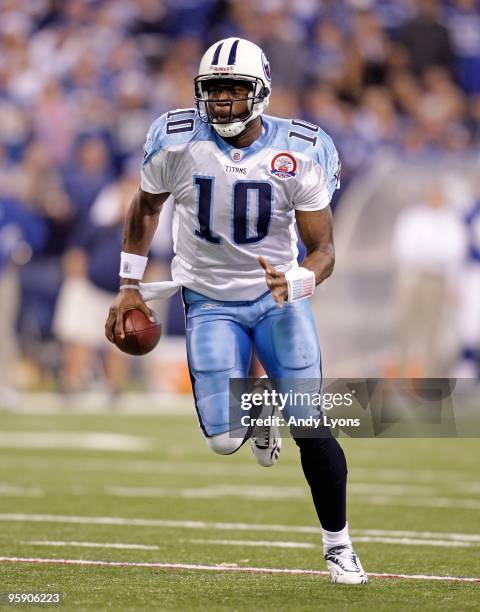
left=119, top=284, right=140, bottom=291
left=285, top=267, right=315, bottom=302
left=119, top=251, right=148, bottom=280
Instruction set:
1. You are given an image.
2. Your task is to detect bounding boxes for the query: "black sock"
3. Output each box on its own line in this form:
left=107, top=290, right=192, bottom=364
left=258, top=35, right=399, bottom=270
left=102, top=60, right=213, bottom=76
left=294, top=434, right=348, bottom=532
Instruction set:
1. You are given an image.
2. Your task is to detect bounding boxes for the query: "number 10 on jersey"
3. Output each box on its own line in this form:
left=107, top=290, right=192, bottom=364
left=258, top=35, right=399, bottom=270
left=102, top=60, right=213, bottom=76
left=194, top=176, right=273, bottom=245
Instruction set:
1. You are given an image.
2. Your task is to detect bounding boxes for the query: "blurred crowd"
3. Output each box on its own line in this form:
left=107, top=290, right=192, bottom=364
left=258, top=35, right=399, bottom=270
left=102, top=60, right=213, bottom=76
left=1, top=0, right=480, bottom=395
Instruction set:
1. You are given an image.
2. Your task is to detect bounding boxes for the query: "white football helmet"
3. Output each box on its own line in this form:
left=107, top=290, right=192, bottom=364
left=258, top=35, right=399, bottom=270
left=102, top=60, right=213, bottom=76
left=194, top=37, right=271, bottom=138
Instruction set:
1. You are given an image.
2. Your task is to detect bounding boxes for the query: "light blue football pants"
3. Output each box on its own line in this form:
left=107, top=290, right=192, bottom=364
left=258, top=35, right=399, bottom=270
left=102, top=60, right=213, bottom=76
left=182, top=287, right=322, bottom=438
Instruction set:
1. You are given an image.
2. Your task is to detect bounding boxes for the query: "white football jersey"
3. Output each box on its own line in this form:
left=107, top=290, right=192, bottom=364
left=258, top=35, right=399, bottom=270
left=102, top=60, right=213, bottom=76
left=141, top=109, right=340, bottom=300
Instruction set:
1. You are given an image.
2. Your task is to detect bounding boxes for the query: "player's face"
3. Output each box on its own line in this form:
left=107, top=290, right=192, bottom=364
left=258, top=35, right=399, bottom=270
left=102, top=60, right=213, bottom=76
left=205, top=81, right=252, bottom=123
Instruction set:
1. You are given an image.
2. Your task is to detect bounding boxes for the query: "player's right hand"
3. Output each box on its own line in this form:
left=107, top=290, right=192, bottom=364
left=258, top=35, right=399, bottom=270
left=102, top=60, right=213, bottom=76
left=258, top=256, right=288, bottom=308
left=105, top=289, right=155, bottom=343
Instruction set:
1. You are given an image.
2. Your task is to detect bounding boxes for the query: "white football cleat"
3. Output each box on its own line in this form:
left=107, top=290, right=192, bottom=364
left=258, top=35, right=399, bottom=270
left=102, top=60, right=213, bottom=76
left=249, top=376, right=281, bottom=467
left=325, top=545, right=368, bottom=584
left=250, top=416, right=281, bottom=467
left=249, top=389, right=282, bottom=467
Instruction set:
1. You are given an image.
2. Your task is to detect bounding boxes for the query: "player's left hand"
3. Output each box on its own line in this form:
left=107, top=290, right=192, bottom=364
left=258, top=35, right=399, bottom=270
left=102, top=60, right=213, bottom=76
left=259, top=256, right=288, bottom=307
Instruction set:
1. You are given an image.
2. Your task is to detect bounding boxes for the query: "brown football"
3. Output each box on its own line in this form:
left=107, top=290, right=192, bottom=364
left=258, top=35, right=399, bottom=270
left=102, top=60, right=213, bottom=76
left=114, top=309, right=162, bottom=356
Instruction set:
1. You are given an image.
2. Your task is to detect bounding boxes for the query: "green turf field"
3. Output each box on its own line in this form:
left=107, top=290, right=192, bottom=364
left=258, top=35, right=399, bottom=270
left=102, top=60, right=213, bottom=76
left=0, top=400, right=479, bottom=611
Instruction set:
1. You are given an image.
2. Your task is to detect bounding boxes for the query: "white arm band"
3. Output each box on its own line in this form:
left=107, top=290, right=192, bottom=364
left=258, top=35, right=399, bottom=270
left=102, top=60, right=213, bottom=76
left=119, top=251, right=148, bottom=280
left=285, top=267, right=316, bottom=303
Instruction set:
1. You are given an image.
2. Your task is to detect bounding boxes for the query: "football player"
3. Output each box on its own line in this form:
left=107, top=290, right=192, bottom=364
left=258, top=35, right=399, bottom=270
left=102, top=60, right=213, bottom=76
left=105, top=38, right=367, bottom=584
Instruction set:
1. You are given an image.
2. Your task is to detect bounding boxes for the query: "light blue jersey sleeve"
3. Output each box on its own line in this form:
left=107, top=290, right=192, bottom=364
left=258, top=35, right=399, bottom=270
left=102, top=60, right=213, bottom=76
left=141, top=108, right=206, bottom=194
left=266, top=116, right=341, bottom=211
left=292, top=123, right=340, bottom=212
left=141, top=114, right=171, bottom=194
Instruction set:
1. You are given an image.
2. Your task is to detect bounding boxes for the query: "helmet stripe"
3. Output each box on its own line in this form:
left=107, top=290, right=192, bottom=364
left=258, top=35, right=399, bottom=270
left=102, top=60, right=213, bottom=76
left=211, top=42, right=224, bottom=65
left=227, top=39, right=240, bottom=65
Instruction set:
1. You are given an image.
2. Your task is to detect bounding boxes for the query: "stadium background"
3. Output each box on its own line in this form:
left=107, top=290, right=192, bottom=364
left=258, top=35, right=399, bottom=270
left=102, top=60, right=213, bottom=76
left=0, top=2, right=480, bottom=609
left=1, top=0, right=480, bottom=399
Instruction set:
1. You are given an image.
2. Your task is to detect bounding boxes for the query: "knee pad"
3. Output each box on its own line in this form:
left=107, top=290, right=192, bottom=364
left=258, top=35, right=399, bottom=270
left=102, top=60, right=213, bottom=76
left=205, top=431, right=245, bottom=455
left=270, top=308, right=319, bottom=370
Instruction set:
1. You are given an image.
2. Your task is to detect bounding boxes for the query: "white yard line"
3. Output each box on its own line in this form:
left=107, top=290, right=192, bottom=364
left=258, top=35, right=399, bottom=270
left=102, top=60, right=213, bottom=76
left=348, top=482, right=438, bottom=496
left=18, top=535, right=478, bottom=552
left=350, top=537, right=475, bottom=548
left=109, top=482, right=444, bottom=498
left=0, top=557, right=478, bottom=583
left=1, top=455, right=477, bottom=487
left=0, top=432, right=150, bottom=452
left=0, top=392, right=192, bottom=415
left=105, top=485, right=480, bottom=509
left=107, top=485, right=306, bottom=499
left=350, top=529, right=480, bottom=542
left=189, top=539, right=316, bottom=549
left=363, top=495, right=480, bottom=510
left=1, top=514, right=479, bottom=544
left=23, top=540, right=158, bottom=551
left=352, top=467, right=478, bottom=483
left=0, top=483, right=44, bottom=497
left=189, top=537, right=476, bottom=549
left=0, top=479, right=478, bottom=507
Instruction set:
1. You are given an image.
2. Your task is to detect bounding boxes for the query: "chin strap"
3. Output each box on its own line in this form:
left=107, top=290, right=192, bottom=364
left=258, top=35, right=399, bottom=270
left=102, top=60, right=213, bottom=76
left=211, top=95, right=268, bottom=138
left=213, top=120, right=246, bottom=138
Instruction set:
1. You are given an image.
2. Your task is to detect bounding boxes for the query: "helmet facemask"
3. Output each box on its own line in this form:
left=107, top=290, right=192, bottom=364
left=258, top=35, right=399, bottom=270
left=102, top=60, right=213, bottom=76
left=194, top=75, right=270, bottom=138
